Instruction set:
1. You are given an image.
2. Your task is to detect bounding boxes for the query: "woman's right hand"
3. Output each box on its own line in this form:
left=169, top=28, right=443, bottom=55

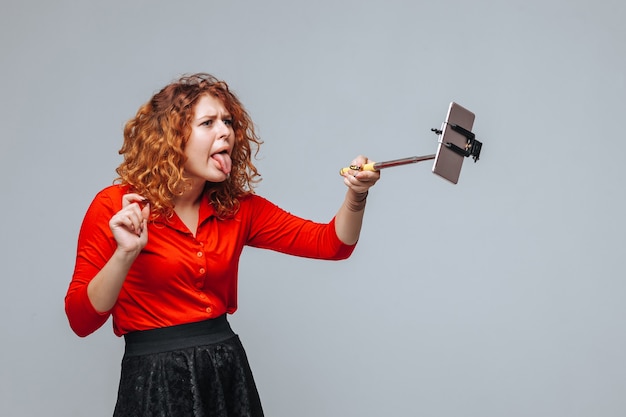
left=109, top=193, right=150, bottom=254
left=86, top=193, right=151, bottom=313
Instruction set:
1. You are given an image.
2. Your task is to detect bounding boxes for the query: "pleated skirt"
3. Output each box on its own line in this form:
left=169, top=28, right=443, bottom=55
left=113, top=315, right=264, bottom=417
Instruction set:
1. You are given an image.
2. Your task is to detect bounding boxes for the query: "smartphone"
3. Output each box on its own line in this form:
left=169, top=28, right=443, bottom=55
left=432, top=102, right=476, bottom=184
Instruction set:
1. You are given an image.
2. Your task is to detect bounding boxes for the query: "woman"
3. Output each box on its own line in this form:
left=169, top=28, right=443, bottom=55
left=65, top=73, right=379, bottom=416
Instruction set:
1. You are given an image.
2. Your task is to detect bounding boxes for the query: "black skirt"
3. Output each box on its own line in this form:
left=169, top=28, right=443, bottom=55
left=113, top=315, right=264, bottom=417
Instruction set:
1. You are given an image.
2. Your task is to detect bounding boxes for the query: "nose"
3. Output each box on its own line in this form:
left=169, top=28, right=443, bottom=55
left=216, top=119, right=232, bottom=139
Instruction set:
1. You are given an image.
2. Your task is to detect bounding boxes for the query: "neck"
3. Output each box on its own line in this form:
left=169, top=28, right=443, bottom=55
left=174, top=180, right=205, bottom=209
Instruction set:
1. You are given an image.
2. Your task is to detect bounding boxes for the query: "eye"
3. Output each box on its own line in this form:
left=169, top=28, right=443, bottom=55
left=200, top=119, right=213, bottom=127
left=223, top=118, right=233, bottom=126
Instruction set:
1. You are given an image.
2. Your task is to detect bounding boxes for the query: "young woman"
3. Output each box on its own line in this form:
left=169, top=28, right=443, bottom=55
left=65, top=73, right=379, bottom=417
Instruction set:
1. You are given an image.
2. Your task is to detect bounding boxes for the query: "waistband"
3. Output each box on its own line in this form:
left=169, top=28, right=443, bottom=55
left=123, top=314, right=236, bottom=357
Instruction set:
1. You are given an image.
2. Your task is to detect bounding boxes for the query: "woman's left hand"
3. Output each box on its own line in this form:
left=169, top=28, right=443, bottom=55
left=342, top=155, right=380, bottom=194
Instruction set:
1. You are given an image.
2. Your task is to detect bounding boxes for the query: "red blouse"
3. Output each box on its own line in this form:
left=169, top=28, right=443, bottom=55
left=65, top=185, right=355, bottom=337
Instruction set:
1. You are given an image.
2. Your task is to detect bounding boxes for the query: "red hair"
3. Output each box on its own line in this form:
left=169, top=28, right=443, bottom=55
left=115, top=73, right=262, bottom=219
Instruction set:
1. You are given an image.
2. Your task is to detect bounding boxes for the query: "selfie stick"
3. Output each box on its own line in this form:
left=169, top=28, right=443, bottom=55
left=339, top=125, right=482, bottom=175
left=339, top=154, right=435, bottom=175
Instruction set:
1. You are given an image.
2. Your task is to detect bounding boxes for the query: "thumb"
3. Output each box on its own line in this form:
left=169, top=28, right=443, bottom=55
left=141, top=202, right=151, bottom=220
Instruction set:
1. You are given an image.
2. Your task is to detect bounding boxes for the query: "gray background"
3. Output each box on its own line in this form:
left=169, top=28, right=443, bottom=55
left=1, top=0, right=625, bottom=416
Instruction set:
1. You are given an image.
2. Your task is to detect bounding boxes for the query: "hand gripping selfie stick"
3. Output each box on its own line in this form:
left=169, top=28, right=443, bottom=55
left=339, top=154, right=438, bottom=175
left=339, top=102, right=483, bottom=184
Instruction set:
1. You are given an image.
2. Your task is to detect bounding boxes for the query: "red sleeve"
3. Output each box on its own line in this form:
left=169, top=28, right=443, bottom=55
left=244, top=195, right=356, bottom=260
left=65, top=187, right=120, bottom=337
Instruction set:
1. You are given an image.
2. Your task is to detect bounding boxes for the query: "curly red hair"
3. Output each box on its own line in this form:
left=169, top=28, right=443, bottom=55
left=115, top=73, right=262, bottom=219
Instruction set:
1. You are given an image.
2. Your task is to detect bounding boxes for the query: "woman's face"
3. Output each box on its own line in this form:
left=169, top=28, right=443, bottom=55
left=183, top=94, right=234, bottom=184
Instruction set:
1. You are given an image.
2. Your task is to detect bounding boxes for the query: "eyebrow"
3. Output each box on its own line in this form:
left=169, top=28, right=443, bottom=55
left=195, top=113, right=232, bottom=122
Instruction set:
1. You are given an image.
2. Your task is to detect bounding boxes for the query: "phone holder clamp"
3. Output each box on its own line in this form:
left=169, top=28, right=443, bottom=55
left=431, top=124, right=482, bottom=162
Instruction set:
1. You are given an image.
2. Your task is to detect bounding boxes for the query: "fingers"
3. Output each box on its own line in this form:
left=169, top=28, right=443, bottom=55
left=348, top=155, right=368, bottom=170
left=122, top=193, right=149, bottom=209
left=122, top=193, right=150, bottom=219
left=349, top=156, right=379, bottom=178
left=342, top=155, right=380, bottom=193
left=111, top=206, right=145, bottom=236
left=112, top=193, right=150, bottom=237
left=343, top=171, right=378, bottom=192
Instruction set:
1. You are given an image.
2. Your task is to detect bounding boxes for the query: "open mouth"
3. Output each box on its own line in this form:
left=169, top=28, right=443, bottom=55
left=211, top=150, right=232, bottom=174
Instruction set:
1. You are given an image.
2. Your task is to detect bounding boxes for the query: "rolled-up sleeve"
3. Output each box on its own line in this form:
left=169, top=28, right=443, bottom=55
left=65, top=191, right=118, bottom=337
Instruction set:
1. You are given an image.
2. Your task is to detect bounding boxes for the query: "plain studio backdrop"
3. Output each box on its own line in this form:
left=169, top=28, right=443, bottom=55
left=1, top=1, right=624, bottom=416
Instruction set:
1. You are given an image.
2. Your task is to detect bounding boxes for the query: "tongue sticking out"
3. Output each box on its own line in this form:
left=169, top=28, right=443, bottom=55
left=212, top=152, right=232, bottom=175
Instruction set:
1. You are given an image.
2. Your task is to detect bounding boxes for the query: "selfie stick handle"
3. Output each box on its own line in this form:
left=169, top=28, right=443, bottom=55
left=339, top=154, right=436, bottom=176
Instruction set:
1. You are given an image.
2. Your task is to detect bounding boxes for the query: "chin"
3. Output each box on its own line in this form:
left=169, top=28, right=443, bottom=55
left=206, top=173, right=229, bottom=183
